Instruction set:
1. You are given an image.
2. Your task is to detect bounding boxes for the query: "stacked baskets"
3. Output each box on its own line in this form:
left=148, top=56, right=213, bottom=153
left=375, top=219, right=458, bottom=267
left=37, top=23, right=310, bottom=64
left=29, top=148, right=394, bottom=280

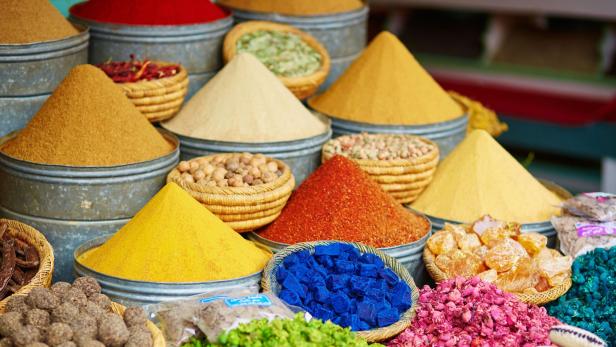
left=261, top=240, right=419, bottom=342
left=223, top=21, right=330, bottom=100
left=167, top=153, right=295, bottom=232
left=322, top=134, right=440, bottom=204
left=0, top=219, right=54, bottom=311
left=120, top=62, right=189, bottom=123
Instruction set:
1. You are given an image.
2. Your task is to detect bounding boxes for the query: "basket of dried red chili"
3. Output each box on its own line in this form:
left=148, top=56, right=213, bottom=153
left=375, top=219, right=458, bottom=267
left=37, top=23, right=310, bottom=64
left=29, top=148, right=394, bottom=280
left=167, top=153, right=295, bottom=232
left=0, top=219, right=54, bottom=312
left=97, top=56, right=189, bottom=123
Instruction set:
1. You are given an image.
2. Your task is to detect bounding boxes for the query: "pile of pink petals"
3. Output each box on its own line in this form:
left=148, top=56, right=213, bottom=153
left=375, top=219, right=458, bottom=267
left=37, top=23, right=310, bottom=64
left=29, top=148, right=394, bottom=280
left=388, top=277, right=559, bottom=347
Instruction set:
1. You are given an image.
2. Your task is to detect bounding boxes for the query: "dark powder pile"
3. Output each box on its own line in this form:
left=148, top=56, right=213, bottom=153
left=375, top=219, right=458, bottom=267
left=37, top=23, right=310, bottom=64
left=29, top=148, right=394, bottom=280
left=0, top=0, right=79, bottom=44
left=258, top=155, right=431, bottom=247
left=1, top=65, right=174, bottom=166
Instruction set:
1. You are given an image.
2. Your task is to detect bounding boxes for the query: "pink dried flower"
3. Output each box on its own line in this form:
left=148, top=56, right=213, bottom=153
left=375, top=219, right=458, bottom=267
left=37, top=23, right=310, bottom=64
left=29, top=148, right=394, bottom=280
left=388, top=277, right=559, bottom=347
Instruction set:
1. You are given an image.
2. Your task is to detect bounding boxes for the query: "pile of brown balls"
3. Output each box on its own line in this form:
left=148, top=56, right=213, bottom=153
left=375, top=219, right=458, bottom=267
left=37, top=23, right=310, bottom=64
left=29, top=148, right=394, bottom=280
left=0, top=276, right=152, bottom=347
left=177, top=153, right=284, bottom=187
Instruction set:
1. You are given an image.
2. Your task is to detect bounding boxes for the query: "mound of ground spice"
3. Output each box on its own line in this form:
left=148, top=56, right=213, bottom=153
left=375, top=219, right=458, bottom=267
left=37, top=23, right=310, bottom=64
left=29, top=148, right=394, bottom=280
left=162, top=53, right=328, bottom=143
left=70, top=0, right=228, bottom=26
left=412, top=130, right=562, bottom=223
left=218, top=0, right=364, bottom=16
left=258, top=156, right=430, bottom=248
left=1, top=65, right=174, bottom=166
left=78, top=183, right=271, bottom=282
left=0, top=0, right=79, bottom=44
left=309, top=31, right=463, bottom=126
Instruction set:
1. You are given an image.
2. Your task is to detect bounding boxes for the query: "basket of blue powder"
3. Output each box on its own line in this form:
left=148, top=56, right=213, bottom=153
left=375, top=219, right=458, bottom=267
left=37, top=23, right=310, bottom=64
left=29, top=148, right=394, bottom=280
left=261, top=241, right=419, bottom=342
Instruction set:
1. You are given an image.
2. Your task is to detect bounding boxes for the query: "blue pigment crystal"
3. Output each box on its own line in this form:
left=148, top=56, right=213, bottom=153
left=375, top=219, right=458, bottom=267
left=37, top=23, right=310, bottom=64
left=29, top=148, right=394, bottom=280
left=276, top=243, right=412, bottom=331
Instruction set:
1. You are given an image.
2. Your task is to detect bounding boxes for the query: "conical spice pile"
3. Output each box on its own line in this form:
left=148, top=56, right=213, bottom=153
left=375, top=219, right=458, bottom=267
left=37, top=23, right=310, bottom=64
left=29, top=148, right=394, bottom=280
left=309, top=31, right=464, bottom=126
left=412, top=130, right=563, bottom=223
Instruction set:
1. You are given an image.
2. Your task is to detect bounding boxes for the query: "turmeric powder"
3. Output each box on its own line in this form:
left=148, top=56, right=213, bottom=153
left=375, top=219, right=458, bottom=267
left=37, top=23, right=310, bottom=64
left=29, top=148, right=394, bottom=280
left=412, top=130, right=562, bottom=223
left=218, top=0, right=364, bottom=16
left=309, top=31, right=464, bottom=125
left=77, top=183, right=271, bottom=282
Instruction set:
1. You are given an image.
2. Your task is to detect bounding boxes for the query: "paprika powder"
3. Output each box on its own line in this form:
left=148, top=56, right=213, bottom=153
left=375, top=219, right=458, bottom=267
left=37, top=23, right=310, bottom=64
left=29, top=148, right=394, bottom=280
left=258, top=156, right=430, bottom=248
left=70, top=0, right=229, bottom=26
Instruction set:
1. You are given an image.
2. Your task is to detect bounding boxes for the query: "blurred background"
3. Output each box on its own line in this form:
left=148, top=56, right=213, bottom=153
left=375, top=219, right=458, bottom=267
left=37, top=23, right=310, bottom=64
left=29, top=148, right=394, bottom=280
left=50, top=0, right=616, bottom=194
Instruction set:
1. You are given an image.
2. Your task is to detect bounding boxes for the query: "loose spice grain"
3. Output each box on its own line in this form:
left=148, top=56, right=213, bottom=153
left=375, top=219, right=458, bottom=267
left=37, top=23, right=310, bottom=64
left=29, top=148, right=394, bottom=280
left=0, top=0, right=79, bottom=44
left=78, top=183, right=271, bottom=282
left=258, top=156, right=430, bottom=247
left=1, top=65, right=174, bottom=167
left=218, top=0, right=363, bottom=16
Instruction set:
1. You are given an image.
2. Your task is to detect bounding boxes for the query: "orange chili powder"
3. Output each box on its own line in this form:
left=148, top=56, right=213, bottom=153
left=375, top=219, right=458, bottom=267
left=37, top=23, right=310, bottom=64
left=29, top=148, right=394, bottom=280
left=257, top=155, right=430, bottom=247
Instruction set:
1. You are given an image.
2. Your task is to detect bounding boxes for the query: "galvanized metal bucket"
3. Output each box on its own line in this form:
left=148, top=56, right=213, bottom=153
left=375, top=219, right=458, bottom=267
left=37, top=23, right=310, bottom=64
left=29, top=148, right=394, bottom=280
left=0, top=28, right=89, bottom=137
left=328, top=114, right=469, bottom=157
left=174, top=129, right=332, bottom=185
left=0, top=131, right=180, bottom=281
left=68, top=16, right=233, bottom=97
left=230, top=6, right=368, bottom=90
left=409, top=180, right=573, bottom=249
left=246, top=212, right=433, bottom=286
left=74, top=236, right=262, bottom=306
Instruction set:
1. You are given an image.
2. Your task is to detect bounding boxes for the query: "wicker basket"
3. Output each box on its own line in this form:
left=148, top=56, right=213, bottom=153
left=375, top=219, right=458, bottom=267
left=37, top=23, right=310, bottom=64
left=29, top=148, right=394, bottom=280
left=111, top=302, right=165, bottom=347
left=0, top=219, right=54, bottom=312
left=322, top=135, right=440, bottom=203
left=223, top=21, right=331, bottom=100
left=262, top=240, right=419, bottom=342
left=423, top=247, right=572, bottom=306
left=119, top=62, right=189, bottom=123
left=167, top=154, right=295, bottom=232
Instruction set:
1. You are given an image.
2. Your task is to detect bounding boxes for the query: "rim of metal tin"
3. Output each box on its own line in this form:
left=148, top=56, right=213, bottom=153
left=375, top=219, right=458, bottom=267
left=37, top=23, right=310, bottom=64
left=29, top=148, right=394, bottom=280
left=74, top=236, right=265, bottom=293
left=327, top=113, right=469, bottom=137
left=0, top=129, right=179, bottom=179
left=173, top=126, right=332, bottom=154
left=247, top=209, right=433, bottom=251
left=69, top=14, right=233, bottom=41
left=230, top=6, right=369, bottom=28
left=406, top=179, right=572, bottom=231
left=0, top=25, right=89, bottom=60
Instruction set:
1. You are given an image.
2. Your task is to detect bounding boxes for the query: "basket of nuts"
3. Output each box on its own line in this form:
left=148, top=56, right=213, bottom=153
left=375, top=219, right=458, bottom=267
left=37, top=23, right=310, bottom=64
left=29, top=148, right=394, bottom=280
left=167, top=153, right=295, bottom=232
left=322, top=133, right=439, bottom=204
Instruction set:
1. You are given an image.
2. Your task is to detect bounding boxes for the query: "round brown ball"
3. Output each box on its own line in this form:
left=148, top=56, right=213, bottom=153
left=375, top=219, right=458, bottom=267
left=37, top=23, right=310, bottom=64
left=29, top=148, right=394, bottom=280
left=71, top=278, right=100, bottom=299
left=25, top=310, right=50, bottom=330
left=50, top=303, right=78, bottom=325
left=5, top=296, right=30, bottom=314
left=26, top=289, right=59, bottom=311
left=125, top=331, right=152, bottom=347
left=24, top=343, right=48, bottom=347
left=97, top=313, right=128, bottom=347
left=11, top=325, right=41, bottom=347
left=77, top=341, right=103, bottom=347
left=55, top=342, right=75, bottom=347
left=0, top=337, right=13, bottom=347
left=61, top=289, right=87, bottom=309
left=127, top=325, right=148, bottom=336
left=50, top=283, right=71, bottom=300
left=45, top=323, right=72, bottom=347
left=87, top=294, right=110, bottom=312
left=80, top=303, right=104, bottom=323
left=0, top=312, right=23, bottom=338
left=122, top=307, right=146, bottom=328
left=68, top=315, right=96, bottom=339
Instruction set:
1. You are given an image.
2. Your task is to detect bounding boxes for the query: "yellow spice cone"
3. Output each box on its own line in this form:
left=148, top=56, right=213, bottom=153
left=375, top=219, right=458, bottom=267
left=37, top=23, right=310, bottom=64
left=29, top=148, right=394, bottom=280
left=78, top=182, right=271, bottom=282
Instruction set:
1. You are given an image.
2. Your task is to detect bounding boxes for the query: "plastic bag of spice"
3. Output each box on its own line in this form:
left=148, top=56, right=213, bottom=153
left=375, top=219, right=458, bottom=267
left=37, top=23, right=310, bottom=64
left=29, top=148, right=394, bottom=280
left=561, top=193, right=616, bottom=221
left=145, top=289, right=296, bottom=346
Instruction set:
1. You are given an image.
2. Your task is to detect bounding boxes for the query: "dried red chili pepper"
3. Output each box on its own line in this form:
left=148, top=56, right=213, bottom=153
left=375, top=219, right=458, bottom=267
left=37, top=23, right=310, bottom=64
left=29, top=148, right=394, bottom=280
left=258, top=156, right=431, bottom=248
left=96, top=55, right=180, bottom=83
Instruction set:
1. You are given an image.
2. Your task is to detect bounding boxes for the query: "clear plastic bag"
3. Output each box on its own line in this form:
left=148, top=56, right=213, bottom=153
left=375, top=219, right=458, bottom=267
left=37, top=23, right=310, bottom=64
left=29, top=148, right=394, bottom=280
left=144, top=288, right=296, bottom=347
left=562, top=193, right=616, bottom=221
left=552, top=215, right=616, bottom=258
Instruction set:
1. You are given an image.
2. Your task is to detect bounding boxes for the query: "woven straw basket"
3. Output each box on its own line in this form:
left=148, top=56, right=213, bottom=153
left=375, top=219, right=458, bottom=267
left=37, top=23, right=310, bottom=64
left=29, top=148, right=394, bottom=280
left=223, top=21, right=331, bottom=100
left=0, top=219, right=54, bottom=312
left=262, top=240, right=419, bottom=342
left=111, top=302, right=165, bottom=347
left=322, top=135, right=440, bottom=204
left=167, top=154, right=295, bottom=232
left=120, top=62, right=189, bottom=123
left=423, top=247, right=572, bottom=306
